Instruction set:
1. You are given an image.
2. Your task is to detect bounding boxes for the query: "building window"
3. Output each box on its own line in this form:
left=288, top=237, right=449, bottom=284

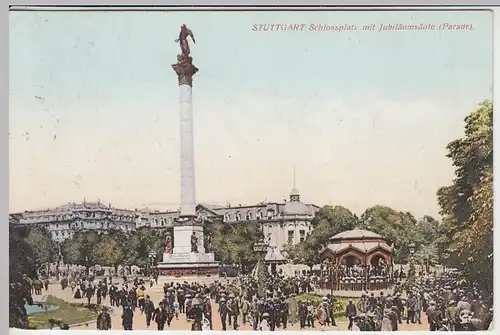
left=235, top=213, right=241, bottom=221
left=266, top=209, right=274, bottom=219
left=288, top=231, right=294, bottom=243
left=299, top=230, right=305, bottom=242
left=246, top=212, right=252, bottom=220
left=224, top=214, right=230, bottom=222
left=256, top=212, right=262, bottom=220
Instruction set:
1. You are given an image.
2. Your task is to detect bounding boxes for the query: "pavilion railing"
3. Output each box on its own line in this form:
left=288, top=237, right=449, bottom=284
left=320, top=281, right=390, bottom=291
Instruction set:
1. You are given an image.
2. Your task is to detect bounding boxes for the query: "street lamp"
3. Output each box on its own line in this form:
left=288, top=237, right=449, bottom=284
left=85, top=256, right=89, bottom=276
left=409, top=243, right=416, bottom=257
left=148, top=251, right=157, bottom=276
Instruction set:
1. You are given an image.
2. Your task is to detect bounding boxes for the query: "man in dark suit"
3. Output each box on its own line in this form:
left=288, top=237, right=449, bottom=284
left=345, top=299, right=358, bottom=331
left=121, top=306, right=134, bottom=330
left=153, top=302, right=169, bottom=330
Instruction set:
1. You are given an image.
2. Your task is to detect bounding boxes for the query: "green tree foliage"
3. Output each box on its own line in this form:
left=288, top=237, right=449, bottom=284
left=210, top=220, right=264, bottom=269
left=286, top=204, right=441, bottom=267
left=61, top=230, right=101, bottom=266
left=126, top=228, right=165, bottom=267
left=9, top=222, right=37, bottom=328
left=359, top=206, right=436, bottom=264
left=25, top=226, right=57, bottom=267
left=91, top=236, right=123, bottom=268
left=437, top=100, right=493, bottom=292
left=286, top=206, right=357, bottom=267
left=60, top=228, right=167, bottom=268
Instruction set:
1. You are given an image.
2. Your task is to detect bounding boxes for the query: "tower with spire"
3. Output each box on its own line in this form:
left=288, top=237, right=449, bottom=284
left=290, top=164, right=300, bottom=202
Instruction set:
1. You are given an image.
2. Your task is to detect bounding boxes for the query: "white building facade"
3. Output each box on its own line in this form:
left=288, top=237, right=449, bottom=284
left=14, top=200, right=138, bottom=242
left=196, top=188, right=320, bottom=250
left=11, top=188, right=320, bottom=248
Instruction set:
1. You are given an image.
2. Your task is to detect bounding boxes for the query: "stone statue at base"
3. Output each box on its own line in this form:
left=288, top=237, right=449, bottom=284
left=191, top=232, right=199, bottom=253
left=164, top=232, right=172, bottom=254
left=204, top=235, right=213, bottom=253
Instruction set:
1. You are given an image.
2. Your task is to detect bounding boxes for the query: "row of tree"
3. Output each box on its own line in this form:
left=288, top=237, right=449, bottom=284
left=284, top=204, right=441, bottom=268
left=436, top=100, right=493, bottom=294
left=60, top=228, right=165, bottom=269
left=21, top=220, right=265, bottom=272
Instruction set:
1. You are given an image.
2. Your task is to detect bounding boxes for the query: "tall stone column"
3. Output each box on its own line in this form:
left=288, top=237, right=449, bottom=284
left=171, top=54, right=203, bottom=255
left=157, top=26, right=219, bottom=281
left=178, top=69, right=197, bottom=217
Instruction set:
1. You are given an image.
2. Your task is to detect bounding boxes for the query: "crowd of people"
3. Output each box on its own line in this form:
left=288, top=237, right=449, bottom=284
left=24, top=266, right=494, bottom=332
left=349, top=271, right=494, bottom=331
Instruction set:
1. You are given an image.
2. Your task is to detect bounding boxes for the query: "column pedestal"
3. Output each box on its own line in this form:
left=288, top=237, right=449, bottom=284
left=157, top=217, right=219, bottom=281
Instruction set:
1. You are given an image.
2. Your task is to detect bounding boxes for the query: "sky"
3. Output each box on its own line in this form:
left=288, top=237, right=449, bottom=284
left=9, top=9, right=493, bottom=217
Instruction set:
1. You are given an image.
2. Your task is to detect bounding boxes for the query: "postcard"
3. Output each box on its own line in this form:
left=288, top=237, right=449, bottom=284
left=8, top=7, right=493, bottom=332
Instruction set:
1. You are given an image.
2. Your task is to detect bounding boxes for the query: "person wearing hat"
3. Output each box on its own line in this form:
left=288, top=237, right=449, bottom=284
left=445, top=300, right=458, bottom=331
left=218, top=297, right=228, bottom=331
left=357, top=294, right=369, bottom=314
left=136, top=286, right=145, bottom=314
left=121, top=305, right=134, bottom=330
left=306, top=300, right=315, bottom=328
left=393, top=292, right=403, bottom=324
left=345, top=299, right=357, bottom=331
left=230, top=293, right=241, bottom=330
left=144, top=295, right=155, bottom=328
left=317, top=301, right=328, bottom=331
left=426, top=300, right=443, bottom=331
left=96, top=307, right=112, bottom=330
left=241, top=296, right=250, bottom=326
left=298, top=301, right=308, bottom=329
left=203, top=296, right=213, bottom=330
left=281, top=296, right=290, bottom=329
left=260, top=312, right=270, bottom=331
left=251, top=296, right=261, bottom=330
left=185, top=293, right=193, bottom=318
left=152, top=301, right=168, bottom=330
left=189, top=299, right=204, bottom=331
left=177, top=288, right=186, bottom=314
left=406, top=292, right=417, bottom=324
left=388, top=306, right=399, bottom=331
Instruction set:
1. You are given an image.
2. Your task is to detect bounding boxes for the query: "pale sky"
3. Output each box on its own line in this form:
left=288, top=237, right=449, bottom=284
left=9, top=10, right=492, bottom=217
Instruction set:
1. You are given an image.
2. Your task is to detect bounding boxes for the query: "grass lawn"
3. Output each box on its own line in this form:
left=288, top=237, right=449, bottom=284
left=290, top=293, right=361, bottom=322
left=27, top=296, right=105, bottom=329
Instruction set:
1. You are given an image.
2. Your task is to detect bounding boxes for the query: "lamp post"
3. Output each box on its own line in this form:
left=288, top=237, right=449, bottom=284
left=328, top=259, right=336, bottom=295
left=85, top=256, right=89, bottom=276
left=409, top=243, right=415, bottom=256
left=442, top=252, right=450, bottom=274
left=408, top=243, right=416, bottom=278
left=148, top=251, right=157, bottom=277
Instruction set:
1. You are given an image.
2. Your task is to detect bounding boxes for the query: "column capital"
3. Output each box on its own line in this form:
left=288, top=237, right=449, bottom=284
left=172, top=54, right=199, bottom=86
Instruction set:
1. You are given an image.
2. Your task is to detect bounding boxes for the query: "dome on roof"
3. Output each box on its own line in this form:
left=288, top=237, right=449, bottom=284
left=290, top=188, right=300, bottom=196
left=330, top=229, right=383, bottom=241
left=282, top=201, right=310, bottom=216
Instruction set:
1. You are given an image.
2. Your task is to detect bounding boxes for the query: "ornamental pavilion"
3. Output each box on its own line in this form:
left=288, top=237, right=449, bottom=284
left=319, top=229, right=393, bottom=291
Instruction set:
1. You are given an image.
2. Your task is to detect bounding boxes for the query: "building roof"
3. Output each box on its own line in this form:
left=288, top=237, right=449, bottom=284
left=324, top=241, right=392, bottom=255
left=265, top=246, right=287, bottom=263
left=329, top=229, right=383, bottom=241
left=290, top=188, right=300, bottom=196
left=282, top=201, right=310, bottom=216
